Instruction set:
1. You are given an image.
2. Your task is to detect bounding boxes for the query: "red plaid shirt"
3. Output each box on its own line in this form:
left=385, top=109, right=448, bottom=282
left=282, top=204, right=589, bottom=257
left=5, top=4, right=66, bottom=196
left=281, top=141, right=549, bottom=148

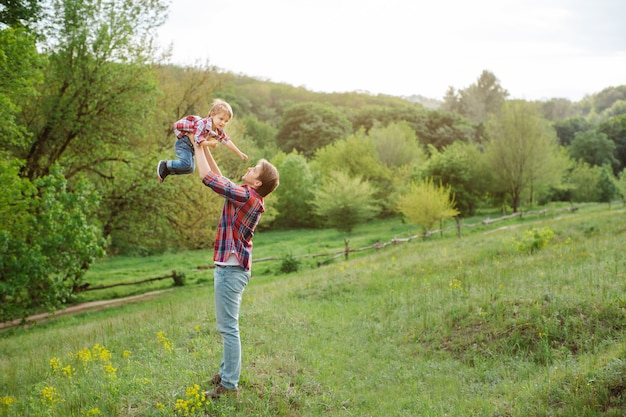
left=173, top=115, right=230, bottom=144
left=202, top=171, right=265, bottom=271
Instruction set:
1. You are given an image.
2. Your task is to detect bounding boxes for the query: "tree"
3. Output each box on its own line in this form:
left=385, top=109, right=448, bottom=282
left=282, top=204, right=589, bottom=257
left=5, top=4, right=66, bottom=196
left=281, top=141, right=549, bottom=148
left=422, top=142, right=488, bottom=216
left=312, top=171, right=381, bottom=233
left=0, top=162, right=104, bottom=322
left=442, top=70, right=509, bottom=124
left=592, top=85, right=626, bottom=114
left=19, top=0, right=167, bottom=180
left=540, top=98, right=579, bottom=121
left=368, top=122, right=425, bottom=169
left=568, top=130, right=618, bottom=170
left=597, top=164, right=620, bottom=206
left=565, top=161, right=602, bottom=203
left=415, top=110, right=477, bottom=151
left=0, top=27, right=43, bottom=157
left=311, top=129, right=393, bottom=212
left=0, top=0, right=41, bottom=28
left=484, top=100, right=566, bottom=212
left=617, top=169, right=626, bottom=201
left=276, top=102, right=352, bottom=157
left=598, top=114, right=626, bottom=173
left=396, top=178, right=459, bottom=233
left=272, top=151, right=318, bottom=228
left=553, top=116, right=593, bottom=147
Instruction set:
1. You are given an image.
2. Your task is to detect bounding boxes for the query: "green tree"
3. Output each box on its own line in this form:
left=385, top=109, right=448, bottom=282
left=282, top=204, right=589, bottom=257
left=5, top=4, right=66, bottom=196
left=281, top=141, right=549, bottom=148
left=312, top=171, right=381, bottom=233
left=422, top=142, right=488, bottom=216
left=592, top=85, right=626, bottom=114
left=242, top=113, right=279, bottom=151
left=553, top=116, right=593, bottom=147
left=416, top=110, right=477, bottom=151
left=598, top=114, right=626, bottom=173
left=0, top=27, right=43, bottom=156
left=19, top=0, right=167, bottom=180
left=540, top=98, right=579, bottom=121
left=312, top=129, right=393, bottom=212
left=272, top=151, right=318, bottom=228
left=442, top=70, right=509, bottom=124
left=484, top=100, right=565, bottom=212
left=368, top=122, right=424, bottom=169
left=568, top=130, right=618, bottom=170
left=597, top=164, right=620, bottom=206
left=0, top=162, right=104, bottom=321
left=0, top=0, right=41, bottom=28
left=565, top=161, right=602, bottom=203
left=396, top=178, right=459, bottom=233
left=617, top=169, right=626, bottom=201
left=276, top=102, right=352, bottom=158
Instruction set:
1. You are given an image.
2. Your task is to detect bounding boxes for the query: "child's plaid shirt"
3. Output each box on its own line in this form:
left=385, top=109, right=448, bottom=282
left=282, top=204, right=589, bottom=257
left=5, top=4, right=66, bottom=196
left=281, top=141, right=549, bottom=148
left=202, top=171, right=265, bottom=272
left=173, top=115, right=230, bottom=144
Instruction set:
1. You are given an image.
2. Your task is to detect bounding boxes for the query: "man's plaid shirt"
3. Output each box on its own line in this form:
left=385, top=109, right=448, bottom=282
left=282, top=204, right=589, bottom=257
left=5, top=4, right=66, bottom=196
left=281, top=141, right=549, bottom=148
left=202, top=171, right=265, bottom=271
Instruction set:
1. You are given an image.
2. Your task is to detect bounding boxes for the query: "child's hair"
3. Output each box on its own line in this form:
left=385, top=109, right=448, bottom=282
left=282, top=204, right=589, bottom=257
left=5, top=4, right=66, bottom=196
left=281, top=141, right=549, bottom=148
left=256, top=159, right=280, bottom=197
left=209, top=99, right=233, bottom=120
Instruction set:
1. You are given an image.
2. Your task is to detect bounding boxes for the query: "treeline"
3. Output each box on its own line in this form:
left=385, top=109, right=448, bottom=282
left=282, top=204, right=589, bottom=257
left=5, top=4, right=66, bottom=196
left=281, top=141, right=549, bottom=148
left=2, top=0, right=626, bottom=321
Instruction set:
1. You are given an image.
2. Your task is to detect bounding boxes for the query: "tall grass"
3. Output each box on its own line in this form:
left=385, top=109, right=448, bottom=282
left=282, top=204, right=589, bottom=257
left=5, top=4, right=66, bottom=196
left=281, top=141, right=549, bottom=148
left=1, top=206, right=625, bottom=416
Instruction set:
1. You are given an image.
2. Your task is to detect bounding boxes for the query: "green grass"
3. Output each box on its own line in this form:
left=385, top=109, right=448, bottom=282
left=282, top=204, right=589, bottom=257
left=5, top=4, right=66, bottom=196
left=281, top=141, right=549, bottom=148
left=1, top=205, right=625, bottom=416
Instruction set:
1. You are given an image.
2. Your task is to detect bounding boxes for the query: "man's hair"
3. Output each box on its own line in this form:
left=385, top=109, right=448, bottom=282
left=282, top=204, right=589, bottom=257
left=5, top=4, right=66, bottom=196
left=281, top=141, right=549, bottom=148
left=209, top=99, right=233, bottom=119
left=256, top=159, right=279, bottom=197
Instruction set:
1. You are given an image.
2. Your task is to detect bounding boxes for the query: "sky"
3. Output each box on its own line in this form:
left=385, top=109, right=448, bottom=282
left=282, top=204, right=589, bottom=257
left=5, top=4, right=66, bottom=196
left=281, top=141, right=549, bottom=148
left=156, top=0, right=626, bottom=102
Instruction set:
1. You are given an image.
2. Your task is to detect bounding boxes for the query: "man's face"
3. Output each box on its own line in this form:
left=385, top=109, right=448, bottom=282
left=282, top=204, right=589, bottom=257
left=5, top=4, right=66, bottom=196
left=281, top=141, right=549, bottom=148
left=242, top=163, right=262, bottom=187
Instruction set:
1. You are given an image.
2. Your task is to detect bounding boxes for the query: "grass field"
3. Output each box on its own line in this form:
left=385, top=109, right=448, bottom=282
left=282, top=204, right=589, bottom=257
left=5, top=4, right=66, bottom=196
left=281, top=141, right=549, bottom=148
left=1, top=204, right=625, bottom=416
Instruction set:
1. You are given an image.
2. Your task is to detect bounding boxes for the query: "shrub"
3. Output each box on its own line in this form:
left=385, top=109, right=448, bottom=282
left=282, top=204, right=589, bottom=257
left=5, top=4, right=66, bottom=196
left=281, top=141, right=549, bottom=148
left=513, top=227, right=555, bottom=254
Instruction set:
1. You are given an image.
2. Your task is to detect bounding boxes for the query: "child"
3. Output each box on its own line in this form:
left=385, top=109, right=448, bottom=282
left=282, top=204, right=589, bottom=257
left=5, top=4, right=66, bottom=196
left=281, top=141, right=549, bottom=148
left=157, top=99, right=248, bottom=183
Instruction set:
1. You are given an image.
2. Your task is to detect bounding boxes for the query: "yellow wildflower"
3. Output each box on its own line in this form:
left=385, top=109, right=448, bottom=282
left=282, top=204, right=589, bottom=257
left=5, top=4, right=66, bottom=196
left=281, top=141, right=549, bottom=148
left=41, top=386, right=62, bottom=407
left=92, top=344, right=112, bottom=363
left=49, top=357, right=62, bottom=374
left=0, top=396, right=15, bottom=407
left=75, top=347, right=93, bottom=365
left=157, top=331, right=173, bottom=353
left=62, top=364, right=74, bottom=379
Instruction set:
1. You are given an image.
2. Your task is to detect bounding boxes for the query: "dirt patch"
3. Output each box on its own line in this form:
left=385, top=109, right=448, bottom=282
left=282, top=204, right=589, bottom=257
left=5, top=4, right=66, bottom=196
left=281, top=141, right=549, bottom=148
left=0, top=289, right=172, bottom=331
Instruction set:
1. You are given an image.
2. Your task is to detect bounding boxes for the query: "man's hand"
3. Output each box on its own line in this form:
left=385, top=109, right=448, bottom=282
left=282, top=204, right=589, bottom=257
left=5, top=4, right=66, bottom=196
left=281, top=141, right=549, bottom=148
left=201, top=140, right=219, bottom=149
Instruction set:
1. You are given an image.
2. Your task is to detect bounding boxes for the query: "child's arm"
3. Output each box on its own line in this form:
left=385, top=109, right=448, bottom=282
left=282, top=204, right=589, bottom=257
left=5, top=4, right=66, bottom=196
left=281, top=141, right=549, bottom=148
left=223, top=139, right=248, bottom=160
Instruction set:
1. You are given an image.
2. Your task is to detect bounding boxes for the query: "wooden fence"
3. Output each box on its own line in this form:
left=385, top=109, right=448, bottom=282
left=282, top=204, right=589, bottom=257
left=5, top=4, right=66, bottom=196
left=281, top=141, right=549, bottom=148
left=80, top=201, right=624, bottom=292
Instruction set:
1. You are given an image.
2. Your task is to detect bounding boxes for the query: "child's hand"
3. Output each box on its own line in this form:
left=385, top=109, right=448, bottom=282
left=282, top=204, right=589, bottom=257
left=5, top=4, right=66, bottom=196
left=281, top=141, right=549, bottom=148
left=239, top=152, right=249, bottom=160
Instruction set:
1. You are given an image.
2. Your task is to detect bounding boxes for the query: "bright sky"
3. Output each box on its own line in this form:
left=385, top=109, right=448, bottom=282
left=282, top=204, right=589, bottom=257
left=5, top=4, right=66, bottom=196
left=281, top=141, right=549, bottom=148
left=156, top=0, right=626, bottom=102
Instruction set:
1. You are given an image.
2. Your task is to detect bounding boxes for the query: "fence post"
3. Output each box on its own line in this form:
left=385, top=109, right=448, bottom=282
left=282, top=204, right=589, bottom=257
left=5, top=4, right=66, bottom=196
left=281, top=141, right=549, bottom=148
left=172, top=270, right=185, bottom=286
left=344, top=239, right=350, bottom=260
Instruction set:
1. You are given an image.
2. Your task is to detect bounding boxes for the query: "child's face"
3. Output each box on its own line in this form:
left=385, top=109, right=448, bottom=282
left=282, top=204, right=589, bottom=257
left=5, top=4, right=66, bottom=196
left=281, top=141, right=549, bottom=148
left=211, top=111, right=231, bottom=130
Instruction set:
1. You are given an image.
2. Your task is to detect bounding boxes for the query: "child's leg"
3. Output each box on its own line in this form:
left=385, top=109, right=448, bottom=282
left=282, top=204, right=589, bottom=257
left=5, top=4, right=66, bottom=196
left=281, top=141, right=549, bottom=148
left=167, top=136, right=195, bottom=175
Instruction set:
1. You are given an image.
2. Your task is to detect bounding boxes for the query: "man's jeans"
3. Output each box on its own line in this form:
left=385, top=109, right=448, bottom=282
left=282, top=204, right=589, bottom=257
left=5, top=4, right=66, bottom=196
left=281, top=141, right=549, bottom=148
left=168, top=135, right=194, bottom=174
left=214, top=265, right=250, bottom=390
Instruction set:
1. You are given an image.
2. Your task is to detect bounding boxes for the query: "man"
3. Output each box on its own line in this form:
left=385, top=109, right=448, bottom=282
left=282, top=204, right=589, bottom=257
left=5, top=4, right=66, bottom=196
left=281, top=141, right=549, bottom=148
left=193, top=139, right=279, bottom=399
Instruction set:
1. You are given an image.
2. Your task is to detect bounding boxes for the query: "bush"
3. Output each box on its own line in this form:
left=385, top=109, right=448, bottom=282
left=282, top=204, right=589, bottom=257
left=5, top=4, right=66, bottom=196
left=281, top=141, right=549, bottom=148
left=0, top=163, right=105, bottom=322
left=513, top=227, right=555, bottom=254
left=279, top=253, right=301, bottom=274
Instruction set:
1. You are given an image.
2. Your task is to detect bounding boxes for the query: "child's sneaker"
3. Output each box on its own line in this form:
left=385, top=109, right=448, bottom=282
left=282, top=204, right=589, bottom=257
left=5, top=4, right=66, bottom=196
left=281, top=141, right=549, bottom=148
left=157, top=160, right=170, bottom=183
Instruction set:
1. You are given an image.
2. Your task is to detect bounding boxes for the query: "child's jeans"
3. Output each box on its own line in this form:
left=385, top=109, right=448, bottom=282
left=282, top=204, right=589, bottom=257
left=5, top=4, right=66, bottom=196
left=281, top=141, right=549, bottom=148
left=168, top=135, right=195, bottom=174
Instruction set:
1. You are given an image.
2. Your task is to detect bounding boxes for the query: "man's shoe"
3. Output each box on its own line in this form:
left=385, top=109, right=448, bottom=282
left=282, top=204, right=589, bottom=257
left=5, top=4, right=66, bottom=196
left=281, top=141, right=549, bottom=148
left=209, top=374, right=222, bottom=386
left=157, top=160, right=170, bottom=183
left=204, top=384, right=238, bottom=400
